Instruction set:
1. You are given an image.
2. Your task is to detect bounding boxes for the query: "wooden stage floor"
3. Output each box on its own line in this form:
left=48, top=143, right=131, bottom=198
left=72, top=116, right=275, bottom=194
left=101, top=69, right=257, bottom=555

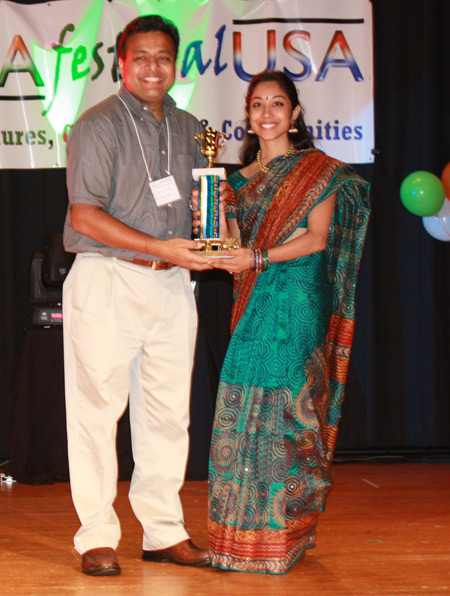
left=1, top=462, right=449, bottom=596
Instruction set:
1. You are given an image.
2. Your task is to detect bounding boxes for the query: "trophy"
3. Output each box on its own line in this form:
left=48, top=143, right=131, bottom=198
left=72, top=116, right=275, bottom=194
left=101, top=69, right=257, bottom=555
left=193, top=121, right=240, bottom=256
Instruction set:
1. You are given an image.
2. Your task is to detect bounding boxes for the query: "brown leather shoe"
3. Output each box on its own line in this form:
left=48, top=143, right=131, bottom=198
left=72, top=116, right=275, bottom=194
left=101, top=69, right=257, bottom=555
left=81, top=547, right=121, bottom=576
left=142, top=539, right=210, bottom=567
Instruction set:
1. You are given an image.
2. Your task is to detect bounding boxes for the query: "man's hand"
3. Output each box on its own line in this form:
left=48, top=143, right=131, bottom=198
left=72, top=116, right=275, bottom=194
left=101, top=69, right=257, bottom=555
left=190, top=187, right=201, bottom=237
left=163, top=238, right=213, bottom=271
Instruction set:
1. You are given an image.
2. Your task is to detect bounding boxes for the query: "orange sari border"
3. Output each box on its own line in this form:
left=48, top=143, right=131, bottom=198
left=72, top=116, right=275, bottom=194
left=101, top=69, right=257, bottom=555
left=208, top=516, right=317, bottom=574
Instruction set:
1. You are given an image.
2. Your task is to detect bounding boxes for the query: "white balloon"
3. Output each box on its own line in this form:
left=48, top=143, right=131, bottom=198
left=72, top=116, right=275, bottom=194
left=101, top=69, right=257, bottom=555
left=422, top=197, right=450, bottom=241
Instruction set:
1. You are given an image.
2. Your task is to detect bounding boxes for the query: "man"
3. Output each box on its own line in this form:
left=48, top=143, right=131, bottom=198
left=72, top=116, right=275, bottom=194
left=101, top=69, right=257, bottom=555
left=63, top=15, right=213, bottom=576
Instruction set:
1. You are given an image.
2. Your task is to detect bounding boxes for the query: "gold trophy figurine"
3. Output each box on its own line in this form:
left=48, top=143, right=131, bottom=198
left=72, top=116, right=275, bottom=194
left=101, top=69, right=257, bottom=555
left=192, top=122, right=240, bottom=256
left=195, top=126, right=226, bottom=167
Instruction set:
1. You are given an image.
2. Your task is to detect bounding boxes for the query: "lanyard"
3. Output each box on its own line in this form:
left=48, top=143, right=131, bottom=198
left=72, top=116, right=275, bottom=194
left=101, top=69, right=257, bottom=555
left=117, top=94, right=171, bottom=185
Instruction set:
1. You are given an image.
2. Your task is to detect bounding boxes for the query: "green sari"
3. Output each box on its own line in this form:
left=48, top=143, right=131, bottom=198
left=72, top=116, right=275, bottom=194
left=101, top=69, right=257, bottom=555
left=208, top=149, right=370, bottom=574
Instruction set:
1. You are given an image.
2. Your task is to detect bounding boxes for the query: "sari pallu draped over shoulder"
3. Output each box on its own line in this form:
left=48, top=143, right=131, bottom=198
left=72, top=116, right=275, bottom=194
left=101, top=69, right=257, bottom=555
left=231, top=149, right=370, bottom=338
left=208, top=149, right=370, bottom=574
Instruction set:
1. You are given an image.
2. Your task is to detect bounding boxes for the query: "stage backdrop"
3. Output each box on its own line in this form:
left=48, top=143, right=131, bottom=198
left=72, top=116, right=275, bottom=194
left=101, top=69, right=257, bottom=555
left=1, top=0, right=449, bottom=471
left=0, top=0, right=374, bottom=168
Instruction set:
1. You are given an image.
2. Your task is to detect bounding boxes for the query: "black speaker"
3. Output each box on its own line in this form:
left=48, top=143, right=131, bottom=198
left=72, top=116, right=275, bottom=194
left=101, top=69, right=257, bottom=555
left=42, top=233, right=75, bottom=287
left=29, top=234, right=75, bottom=325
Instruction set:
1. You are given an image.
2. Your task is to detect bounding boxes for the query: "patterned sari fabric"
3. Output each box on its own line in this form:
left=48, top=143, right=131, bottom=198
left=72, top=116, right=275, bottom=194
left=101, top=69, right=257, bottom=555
left=208, top=149, right=371, bottom=574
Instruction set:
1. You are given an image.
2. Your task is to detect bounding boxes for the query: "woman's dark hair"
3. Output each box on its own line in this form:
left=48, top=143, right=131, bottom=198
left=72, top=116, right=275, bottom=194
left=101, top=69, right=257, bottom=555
left=240, top=70, right=314, bottom=165
left=117, top=15, right=180, bottom=60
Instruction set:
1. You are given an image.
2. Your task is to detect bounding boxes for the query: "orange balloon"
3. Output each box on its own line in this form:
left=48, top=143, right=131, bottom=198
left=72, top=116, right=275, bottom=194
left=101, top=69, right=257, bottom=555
left=441, top=161, right=450, bottom=198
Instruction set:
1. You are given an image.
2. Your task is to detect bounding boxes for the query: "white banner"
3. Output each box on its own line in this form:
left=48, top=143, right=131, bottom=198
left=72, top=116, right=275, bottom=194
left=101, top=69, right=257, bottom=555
left=0, top=0, right=374, bottom=168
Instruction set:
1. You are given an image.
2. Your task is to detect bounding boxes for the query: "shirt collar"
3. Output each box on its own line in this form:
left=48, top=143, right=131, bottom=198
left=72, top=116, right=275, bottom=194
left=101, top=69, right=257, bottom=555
left=117, top=85, right=176, bottom=122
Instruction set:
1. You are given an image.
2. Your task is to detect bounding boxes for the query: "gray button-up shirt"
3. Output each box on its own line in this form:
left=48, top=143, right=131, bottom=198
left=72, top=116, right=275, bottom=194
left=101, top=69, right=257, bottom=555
left=64, top=85, right=206, bottom=260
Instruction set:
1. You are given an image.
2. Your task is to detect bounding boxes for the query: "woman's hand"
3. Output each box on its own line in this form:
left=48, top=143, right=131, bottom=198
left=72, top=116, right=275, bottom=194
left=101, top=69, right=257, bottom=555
left=207, top=247, right=253, bottom=274
left=218, top=182, right=231, bottom=241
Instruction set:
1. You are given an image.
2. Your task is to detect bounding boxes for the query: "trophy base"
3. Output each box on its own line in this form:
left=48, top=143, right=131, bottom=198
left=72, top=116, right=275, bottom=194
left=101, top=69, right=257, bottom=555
left=194, top=237, right=240, bottom=258
left=194, top=238, right=226, bottom=258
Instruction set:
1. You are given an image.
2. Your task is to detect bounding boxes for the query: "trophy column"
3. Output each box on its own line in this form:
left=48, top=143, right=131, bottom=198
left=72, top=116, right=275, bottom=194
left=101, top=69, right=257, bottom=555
left=192, top=165, right=226, bottom=254
left=192, top=123, right=240, bottom=257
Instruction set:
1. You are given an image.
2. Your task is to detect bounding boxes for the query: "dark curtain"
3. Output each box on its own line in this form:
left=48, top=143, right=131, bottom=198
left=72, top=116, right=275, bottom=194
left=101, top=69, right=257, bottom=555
left=1, top=0, right=450, bottom=462
left=365, top=0, right=450, bottom=450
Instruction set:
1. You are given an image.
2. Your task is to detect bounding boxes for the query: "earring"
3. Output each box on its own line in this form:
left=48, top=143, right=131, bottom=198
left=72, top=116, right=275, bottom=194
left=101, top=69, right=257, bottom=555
left=247, top=127, right=255, bottom=135
left=289, top=121, right=299, bottom=134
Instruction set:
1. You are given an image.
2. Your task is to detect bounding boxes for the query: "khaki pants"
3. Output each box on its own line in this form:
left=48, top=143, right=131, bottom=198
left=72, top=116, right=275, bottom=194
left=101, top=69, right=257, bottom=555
left=63, top=253, right=197, bottom=554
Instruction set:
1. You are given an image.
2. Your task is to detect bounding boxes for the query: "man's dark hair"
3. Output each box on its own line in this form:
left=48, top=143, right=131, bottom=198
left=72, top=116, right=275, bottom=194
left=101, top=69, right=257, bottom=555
left=117, top=15, right=180, bottom=60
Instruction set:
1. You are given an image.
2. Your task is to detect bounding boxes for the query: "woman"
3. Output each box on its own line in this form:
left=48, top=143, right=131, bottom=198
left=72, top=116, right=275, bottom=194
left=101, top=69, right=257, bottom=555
left=206, top=71, right=370, bottom=574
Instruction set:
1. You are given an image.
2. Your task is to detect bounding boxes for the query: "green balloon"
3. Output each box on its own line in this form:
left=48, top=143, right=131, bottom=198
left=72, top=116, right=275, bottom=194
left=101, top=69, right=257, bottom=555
left=400, top=171, right=445, bottom=216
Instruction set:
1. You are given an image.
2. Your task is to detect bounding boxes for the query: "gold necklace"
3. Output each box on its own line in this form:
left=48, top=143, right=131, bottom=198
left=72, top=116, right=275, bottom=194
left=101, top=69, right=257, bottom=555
left=256, top=143, right=294, bottom=173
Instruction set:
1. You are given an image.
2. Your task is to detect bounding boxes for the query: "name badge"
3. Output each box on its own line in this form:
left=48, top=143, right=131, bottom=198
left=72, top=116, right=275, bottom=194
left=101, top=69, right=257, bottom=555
left=150, top=175, right=181, bottom=206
